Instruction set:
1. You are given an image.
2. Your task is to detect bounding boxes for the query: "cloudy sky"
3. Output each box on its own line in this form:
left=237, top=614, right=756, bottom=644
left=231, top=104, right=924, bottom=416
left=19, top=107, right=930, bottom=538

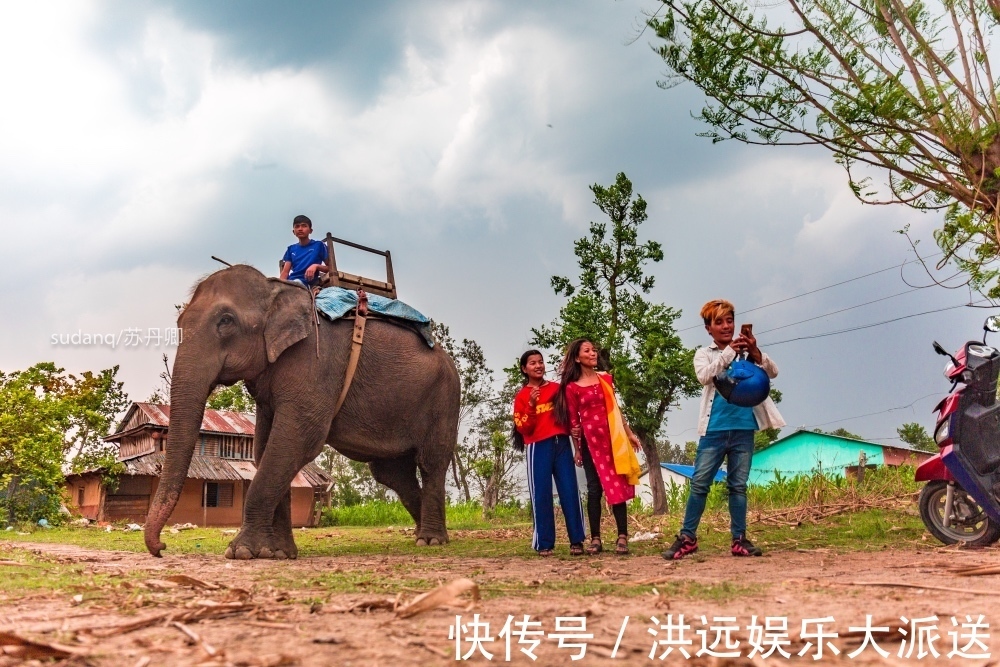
left=0, top=0, right=989, bottom=447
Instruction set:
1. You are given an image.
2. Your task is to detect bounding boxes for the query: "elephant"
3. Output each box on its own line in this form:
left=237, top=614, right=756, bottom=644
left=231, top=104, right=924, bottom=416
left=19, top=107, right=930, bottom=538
left=143, top=265, right=460, bottom=559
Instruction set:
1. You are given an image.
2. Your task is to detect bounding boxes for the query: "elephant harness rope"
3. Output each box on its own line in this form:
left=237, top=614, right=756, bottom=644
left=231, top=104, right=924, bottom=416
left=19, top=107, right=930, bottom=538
left=331, top=289, right=369, bottom=419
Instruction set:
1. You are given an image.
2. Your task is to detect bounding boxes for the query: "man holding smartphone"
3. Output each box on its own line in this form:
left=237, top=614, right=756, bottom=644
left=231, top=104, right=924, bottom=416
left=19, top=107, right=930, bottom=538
left=662, top=299, right=785, bottom=560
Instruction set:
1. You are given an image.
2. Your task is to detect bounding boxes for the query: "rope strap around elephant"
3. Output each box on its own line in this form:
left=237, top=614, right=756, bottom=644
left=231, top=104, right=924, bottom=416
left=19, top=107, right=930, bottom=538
left=332, top=289, right=368, bottom=419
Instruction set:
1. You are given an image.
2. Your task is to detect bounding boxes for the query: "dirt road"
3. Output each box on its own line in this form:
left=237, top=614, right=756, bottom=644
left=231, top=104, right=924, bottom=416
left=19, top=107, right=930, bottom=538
left=2, top=540, right=998, bottom=665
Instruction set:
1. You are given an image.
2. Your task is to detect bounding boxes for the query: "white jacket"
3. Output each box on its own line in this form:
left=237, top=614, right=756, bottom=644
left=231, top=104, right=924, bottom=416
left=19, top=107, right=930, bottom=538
left=695, top=343, right=786, bottom=437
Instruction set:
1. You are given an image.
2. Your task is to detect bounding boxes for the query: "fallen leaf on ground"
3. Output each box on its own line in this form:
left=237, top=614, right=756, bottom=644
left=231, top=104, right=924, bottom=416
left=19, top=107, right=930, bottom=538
left=650, top=588, right=670, bottom=609
left=344, top=598, right=397, bottom=613
left=165, top=574, right=220, bottom=590
left=0, top=632, right=88, bottom=659
left=143, top=579, right=179, bottom=590
left=395, top=578, right=480, bottom=619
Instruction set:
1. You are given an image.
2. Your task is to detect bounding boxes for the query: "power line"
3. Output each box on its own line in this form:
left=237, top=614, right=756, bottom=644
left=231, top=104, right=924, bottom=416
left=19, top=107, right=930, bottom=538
left=761, top=301, right=985, bottom=347
left=805, top=392, right=941, bottom=428
left=678, top=253, right=942, bottom=333
left=755, top=288, right=923, bottom=335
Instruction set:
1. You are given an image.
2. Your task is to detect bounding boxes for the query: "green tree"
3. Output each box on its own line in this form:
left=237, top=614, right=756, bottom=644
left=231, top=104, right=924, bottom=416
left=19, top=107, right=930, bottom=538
left=316, top=446, right=390, bottom=506
left=431, top=322, right=495, bottom=503
left=897, top=422, right=937, bottom=452
left=533, top=172, right=701, bottom=514
left=754, top=388, right=783, bottom=451
left=207, top=382, right=255, bottom=414
left=658, top=439, right=698, bottom=465
left=816, top=427, right=865, bottom=440
left=649, top=0, right=1000, bottom=296
left=462, top=364, right=525, bottom=514
left=0, top=363, right=127, bottom=524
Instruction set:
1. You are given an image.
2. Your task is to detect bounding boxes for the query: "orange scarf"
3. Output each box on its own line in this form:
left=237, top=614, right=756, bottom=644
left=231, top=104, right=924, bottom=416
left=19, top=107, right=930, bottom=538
left=598, top=374, right=641, bottom=486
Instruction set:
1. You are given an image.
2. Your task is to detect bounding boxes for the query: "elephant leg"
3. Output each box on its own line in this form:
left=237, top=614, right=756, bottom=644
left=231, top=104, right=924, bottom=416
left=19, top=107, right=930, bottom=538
left=269, top=489, right=297, bottom=559
left=370, top=454, right=422, bottom=531
left=226, top=412, right=321, bottom=560
left=415, top=462, right=449, bottom=546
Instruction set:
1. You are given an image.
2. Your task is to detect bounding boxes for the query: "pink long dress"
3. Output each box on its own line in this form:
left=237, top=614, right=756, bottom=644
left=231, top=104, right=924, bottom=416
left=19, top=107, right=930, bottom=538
left=565, top=377, right=635, bottom=506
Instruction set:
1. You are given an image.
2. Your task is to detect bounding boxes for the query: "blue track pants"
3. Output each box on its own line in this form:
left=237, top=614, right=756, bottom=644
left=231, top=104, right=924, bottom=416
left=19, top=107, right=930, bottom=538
left=526, top=434, right=586, bottom=551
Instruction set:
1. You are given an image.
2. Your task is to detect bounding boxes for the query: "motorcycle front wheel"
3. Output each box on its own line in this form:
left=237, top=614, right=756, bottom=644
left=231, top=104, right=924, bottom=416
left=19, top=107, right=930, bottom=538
left=919, top=480, right=1000, bottom=546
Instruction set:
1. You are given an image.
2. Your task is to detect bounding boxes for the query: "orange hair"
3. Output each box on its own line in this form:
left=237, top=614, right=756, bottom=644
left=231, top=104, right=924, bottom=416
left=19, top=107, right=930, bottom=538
left=700, top=299, right=735, bottom=325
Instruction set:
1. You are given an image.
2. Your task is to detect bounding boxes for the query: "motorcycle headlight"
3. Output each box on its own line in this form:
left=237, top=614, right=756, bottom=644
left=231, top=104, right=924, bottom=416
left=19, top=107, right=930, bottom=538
left=944, top=361, right=957, bottom=379
left=934, top=419, right=950, bottom=445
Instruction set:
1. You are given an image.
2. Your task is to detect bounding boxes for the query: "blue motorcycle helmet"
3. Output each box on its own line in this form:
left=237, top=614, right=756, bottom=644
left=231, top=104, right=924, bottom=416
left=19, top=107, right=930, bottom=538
left=714, top=358, right=770, bottom=408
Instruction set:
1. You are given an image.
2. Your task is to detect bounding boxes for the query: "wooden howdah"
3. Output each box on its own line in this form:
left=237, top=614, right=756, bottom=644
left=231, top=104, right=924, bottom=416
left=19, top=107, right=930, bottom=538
left=319, top=233, right=396, bottom=299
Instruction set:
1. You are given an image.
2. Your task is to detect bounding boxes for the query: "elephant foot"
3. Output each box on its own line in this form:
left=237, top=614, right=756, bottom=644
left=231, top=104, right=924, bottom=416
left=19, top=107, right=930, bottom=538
left=414, top=529, right=448, bottom=547
left=225, top=530, right=299, bottom=560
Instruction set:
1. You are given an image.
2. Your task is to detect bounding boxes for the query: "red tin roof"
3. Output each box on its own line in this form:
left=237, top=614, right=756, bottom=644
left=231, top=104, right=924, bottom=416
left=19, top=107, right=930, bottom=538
left=107, top=402, right=256, bottom=441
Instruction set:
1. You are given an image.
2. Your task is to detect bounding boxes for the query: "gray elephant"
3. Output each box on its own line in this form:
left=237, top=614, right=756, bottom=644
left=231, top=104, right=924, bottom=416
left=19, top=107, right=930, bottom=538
left=143, top=265, right=460, bottom=559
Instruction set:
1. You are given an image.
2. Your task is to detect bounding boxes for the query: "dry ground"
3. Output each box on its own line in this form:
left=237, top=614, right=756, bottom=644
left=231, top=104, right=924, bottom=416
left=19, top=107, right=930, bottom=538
left=2, top=536, right=999, bottom=666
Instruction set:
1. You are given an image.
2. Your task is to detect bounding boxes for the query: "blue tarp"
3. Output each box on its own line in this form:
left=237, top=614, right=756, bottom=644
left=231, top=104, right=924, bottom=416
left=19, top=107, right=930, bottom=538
left=314, top=287, right=434, bottom=347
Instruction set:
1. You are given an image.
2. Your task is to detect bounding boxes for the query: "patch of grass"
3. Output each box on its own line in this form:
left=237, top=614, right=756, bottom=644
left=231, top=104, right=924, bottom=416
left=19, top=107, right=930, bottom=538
left=637, top=465, right=921, bottom=515
left=319, top=500, right=531, bottom=529
left=0, top=549, right=146, bottom=598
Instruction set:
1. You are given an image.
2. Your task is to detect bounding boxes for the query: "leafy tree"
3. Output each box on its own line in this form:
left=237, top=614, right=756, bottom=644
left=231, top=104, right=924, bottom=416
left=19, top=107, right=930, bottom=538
left=649, top=0, right=1000, bottom=296
left=533, top=172, right=701, bottom=514
left=658, top=439, right=698, bottom=465
left=207, top=382, right=255, bottom=414
left=431, top=322, right=495, bottom=503
left=146, top=354, right=172, bottom=405
left=816, top=427, right=865, bottom=440
left=754, top=388, right=783, bottom=451
left=316, top=446, right=390, bottom=506
left=147, top=353, right=255, bottom=414
left=0, top=363, right=127, bottom=524
left=462, top=364, right=525, bottom=514
left=897, top=422, right=937, bottom=452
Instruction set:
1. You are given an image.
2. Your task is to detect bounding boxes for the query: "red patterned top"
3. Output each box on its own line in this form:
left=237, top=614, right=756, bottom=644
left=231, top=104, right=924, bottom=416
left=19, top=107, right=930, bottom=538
left=565, top=374, right=635, bottom=505
left=513, top=381, right=567, bottom=445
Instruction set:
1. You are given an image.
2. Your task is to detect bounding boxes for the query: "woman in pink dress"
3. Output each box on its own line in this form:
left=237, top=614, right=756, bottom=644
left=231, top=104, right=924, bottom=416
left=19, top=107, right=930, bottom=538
left=555, top=339, right=643, bottom=555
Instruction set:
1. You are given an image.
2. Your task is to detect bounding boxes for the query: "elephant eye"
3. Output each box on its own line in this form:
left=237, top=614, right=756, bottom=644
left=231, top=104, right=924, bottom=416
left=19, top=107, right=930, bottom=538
left=218, top=314, right=236, bottom=328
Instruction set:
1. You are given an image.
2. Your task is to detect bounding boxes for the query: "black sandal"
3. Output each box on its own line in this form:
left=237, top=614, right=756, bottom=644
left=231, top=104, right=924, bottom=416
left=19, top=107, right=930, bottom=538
left=570, top=543, right=585, bottom=556
left=538, top=549, right=554, bottom=558
left=586, top=537, right=603, bottom=555
left=615, top=535, right=629, bottom=555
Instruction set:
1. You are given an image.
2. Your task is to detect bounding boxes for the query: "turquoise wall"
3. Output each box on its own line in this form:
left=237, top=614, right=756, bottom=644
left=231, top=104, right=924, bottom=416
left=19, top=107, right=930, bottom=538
left=749, top=431, right=884, bottom=486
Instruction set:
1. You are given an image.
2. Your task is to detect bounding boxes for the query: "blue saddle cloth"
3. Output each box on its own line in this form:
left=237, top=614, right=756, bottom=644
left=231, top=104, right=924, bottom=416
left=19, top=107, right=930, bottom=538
left=314, top=287, right=434, bottom=347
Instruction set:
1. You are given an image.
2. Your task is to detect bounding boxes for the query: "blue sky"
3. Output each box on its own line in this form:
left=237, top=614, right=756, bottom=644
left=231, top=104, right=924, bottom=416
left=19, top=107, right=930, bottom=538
left=0, top=0, right=988, bottom=446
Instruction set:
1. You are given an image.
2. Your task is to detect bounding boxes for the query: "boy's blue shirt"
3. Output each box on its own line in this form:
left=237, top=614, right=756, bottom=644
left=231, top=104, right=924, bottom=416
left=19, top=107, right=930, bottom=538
left=282, top=239, right=328, bottom=284
left=707, top=391, right=758, bottom=432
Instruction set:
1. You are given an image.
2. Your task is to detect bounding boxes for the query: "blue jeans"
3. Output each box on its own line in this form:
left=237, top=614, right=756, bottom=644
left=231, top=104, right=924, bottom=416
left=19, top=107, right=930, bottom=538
left=526, top=435, right=586, bottom=551
left=680, top=430, right=755, bottom=540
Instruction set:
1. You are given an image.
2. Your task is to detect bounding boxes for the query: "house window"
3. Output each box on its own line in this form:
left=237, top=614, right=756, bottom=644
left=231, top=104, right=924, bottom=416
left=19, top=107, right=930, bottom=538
left=78, top=488, right=84, bottom=506
left=203, top=483, right=234, bottom=508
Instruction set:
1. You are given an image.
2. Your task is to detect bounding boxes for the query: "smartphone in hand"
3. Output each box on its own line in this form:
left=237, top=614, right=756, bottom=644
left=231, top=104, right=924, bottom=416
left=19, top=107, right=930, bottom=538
left=741, top=323, right=753, bottom=338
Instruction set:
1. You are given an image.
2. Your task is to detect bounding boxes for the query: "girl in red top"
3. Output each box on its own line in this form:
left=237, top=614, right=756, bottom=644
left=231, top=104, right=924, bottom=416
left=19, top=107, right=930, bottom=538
left=555, top=339, right=642, bottom=555
left=513, top=350, right=586, bottom=557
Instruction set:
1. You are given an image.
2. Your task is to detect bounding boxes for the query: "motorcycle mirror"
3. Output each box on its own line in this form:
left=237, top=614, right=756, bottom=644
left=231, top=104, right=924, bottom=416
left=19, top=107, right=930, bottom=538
left=932, top=341, right=950, bottom=357
left=985, top=316, right=1000, bottom=333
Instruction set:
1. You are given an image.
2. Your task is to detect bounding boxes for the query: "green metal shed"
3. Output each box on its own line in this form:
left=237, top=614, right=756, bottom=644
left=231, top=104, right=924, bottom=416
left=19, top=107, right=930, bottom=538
left=749, top=429, right=886, bottom=486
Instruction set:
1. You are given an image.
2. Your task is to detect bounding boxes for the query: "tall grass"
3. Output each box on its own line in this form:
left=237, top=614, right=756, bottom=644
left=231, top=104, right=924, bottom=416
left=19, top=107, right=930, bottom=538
left=634, top=464, right=920, bottom=515
left=320, top=499, right=531, bottom=529
left=321, top=466, right=920, bottom=528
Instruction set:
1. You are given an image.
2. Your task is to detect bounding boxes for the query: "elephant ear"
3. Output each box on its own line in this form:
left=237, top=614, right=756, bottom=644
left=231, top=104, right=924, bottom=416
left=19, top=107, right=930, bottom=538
left=263, top=281, right=313, bottom=363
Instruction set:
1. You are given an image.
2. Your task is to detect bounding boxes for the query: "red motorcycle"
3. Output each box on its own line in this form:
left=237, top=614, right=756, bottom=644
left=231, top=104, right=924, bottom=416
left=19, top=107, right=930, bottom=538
left=916, top=316, right=1000, bottom=546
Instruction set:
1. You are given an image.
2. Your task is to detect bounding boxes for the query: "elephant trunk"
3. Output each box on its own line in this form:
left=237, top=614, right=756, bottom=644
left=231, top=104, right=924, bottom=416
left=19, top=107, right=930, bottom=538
left=144, top=350, right=217, bottom=557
